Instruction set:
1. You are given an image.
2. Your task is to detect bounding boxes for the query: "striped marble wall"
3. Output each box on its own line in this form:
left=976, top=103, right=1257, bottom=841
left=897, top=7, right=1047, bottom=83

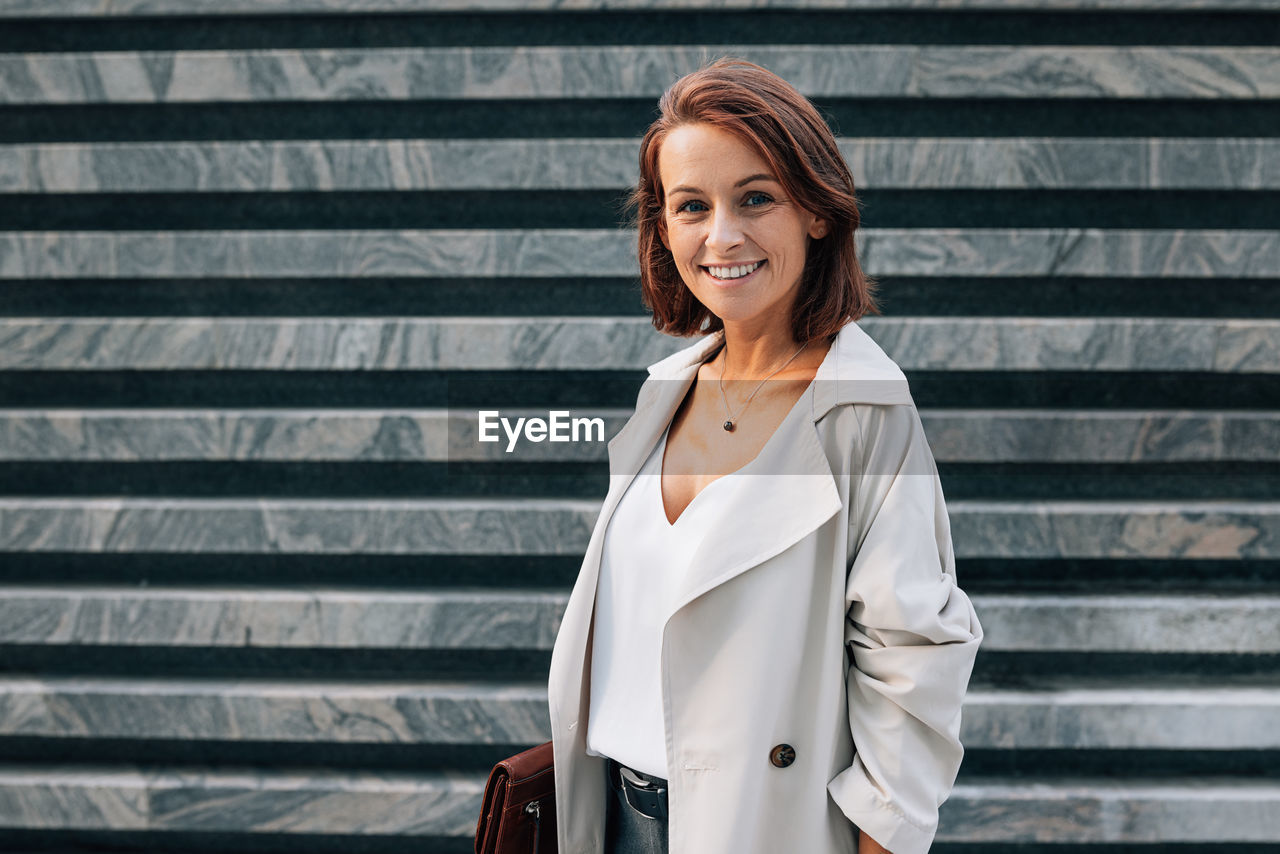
left=0, top=1, right=1277, bottom=852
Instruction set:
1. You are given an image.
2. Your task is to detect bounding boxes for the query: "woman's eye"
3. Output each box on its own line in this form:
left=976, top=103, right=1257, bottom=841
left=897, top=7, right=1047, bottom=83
left=675, top=194, right=771, bottom=214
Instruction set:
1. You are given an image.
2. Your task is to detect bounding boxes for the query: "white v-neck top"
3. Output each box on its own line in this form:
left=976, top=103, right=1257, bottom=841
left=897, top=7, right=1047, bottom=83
left=585, top=421, right=748, bottom=779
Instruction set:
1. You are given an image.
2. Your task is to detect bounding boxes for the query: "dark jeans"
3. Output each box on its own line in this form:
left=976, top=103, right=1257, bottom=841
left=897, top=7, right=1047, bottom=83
left=604, top=761, right=670, bottom=854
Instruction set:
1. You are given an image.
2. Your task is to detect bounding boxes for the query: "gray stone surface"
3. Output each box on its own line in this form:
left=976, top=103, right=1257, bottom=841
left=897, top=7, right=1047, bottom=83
left=3, top=588, right=1274, bottom=654
left=0, top=139, right=642, bottom=193
left=0, top=765, right=485, bottom=835
left=0, top=587, right=566, bottom=649
left=0, top=677, right=551, bottom=744
left=962, top=687, right=1280, bottom=749
left=4, top=317, right=1276, bottom=371
left=3, top=0, right=1275, bottom=16
left=0, top=229, right=625, bottom=279
left=4, top=229, right=1275, bottom=278
left=3, top=138, right=1274, bottom=191
left=952, top=499, right=1280, bottom=558
left=841, top=137, right=1280, bottom=190
left=2, top=46, right=1276, bottom=104
left=1, top=676, right=1275, bottom=749
left=0, top=317, right=681, bottom=371
left=3, top=498, right=1277, bottom=558
left=0, top=408, right=625, bottom=462
left=0, top=498, right=601, bottom=555
left=974, top=594, right=1280, bottom=653
left=1, top=764, right=1277, bottom=840
left=3, top=408, right=1276, bottom=463
left=922, top=410, right=1280, bottom=463
left=940, top=779, right=1280, bottom=843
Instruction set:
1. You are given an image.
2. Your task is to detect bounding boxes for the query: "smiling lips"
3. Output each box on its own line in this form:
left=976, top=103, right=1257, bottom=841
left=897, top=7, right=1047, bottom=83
left=703, top=260, right=766, bottom=281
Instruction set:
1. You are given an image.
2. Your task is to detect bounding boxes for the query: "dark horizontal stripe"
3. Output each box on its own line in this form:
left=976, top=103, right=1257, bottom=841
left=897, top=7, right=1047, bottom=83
left=872, top=277, right=1280, bottom=319
left=0, top=370, right=647, bottom=408
left=0, top=553, right=583, bottom=588
left=3, top=10, right=1277, bottom=50
left=2, top=461, right=1277, bottom=500
left=1, top=277, right=1274, bottom=319
left=905, top=371, right=1280, bottom=409
left=974, top=652, right=1280, bottom=689
left=2, top=370, right=1275, bottom=408
left=0, top=735, right=531, bottom=773
left=936, top=847, right=1280, bottom=854
left=939, top=462, right=1280, bottom=501
left=0, top=278, right=651, bottom=318
left=0, top=738, right=1273, bottom=779
left=3, top=644, right=1276, bottom=685
left=4, top=99, right=1275, bottom=143
left=959, top=558, right=1280, bottom=595
left=0, top=829, right=473, bottom=854
left=0, top=554, right=1275, bottom=594
left=962, top=748, right=1280, bottom=779
left=0, top=645, right=552, bottom=680
left=0, top=461, right=611, bottom=499
left=0, top=834, right=1271, bottom=854
left=5, top=190, right=1276, bottom=230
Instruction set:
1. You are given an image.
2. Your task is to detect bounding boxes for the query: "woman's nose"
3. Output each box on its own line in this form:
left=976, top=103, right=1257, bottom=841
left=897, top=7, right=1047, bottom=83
left=705, top=208, right=745, bottom=250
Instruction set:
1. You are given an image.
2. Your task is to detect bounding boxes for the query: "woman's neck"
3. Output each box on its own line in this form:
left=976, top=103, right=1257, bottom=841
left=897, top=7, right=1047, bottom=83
left=715, top=325, right=809, bottom=380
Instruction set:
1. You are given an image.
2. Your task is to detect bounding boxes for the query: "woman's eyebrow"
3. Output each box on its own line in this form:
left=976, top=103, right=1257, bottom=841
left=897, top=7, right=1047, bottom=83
left=669, top=173, right=778, bottom=197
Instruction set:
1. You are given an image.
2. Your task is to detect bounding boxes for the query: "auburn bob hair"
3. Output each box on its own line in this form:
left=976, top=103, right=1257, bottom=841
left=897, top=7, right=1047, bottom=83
left=624, top=56, right=880, bottom=341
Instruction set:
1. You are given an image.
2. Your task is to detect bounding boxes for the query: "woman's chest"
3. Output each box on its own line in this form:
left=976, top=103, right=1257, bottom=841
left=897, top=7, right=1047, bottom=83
left=659, top=380, right=810, bottom=524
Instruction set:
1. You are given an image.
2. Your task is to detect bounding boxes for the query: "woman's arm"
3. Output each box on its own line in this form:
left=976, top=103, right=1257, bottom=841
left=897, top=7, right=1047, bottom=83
left=859, top=828, right=892, bottom=854
left=827, top=402, right=983, bottom=854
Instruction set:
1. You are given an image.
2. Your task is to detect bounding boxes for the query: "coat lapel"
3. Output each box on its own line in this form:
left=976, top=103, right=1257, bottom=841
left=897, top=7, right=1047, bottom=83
left=553, top=321, right=914, bottom=715
left=668, top=391, right=843, bottom=617
left=648, top=321, right=913, bottom=618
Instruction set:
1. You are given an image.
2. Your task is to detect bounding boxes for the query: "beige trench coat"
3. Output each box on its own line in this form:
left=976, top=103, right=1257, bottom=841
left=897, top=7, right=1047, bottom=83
left=547, top=320, right=983, bottom=854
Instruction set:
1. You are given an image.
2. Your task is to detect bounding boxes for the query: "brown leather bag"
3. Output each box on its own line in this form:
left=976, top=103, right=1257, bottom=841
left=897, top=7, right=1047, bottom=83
left=475, top=740, right=558, bottom=854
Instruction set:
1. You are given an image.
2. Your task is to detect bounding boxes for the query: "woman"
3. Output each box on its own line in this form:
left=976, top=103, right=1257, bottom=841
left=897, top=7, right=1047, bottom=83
left=547, top=57, right=983, bottom=854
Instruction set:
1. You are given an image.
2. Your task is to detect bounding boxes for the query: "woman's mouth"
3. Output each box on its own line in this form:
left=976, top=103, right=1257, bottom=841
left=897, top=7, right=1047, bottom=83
left=702, top=260, right=766, bottom=284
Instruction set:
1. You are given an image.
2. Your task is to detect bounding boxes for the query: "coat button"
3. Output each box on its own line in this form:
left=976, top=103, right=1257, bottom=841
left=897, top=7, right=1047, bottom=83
left=769, top=744, right=796, bottom=768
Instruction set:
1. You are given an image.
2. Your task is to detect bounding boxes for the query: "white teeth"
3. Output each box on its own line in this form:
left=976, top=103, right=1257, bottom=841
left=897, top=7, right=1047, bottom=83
left=706, top=261, right=763, bottom=280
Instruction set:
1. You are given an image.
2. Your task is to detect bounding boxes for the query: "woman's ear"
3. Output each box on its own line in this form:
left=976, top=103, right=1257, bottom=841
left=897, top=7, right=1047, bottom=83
left=810, top=219, right=830, bottom=239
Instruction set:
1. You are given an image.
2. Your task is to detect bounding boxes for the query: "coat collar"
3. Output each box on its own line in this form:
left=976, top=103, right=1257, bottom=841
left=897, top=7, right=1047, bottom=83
left=602, top=319, right=911, bottom=619
left=642, top=319, right=913, bottom=418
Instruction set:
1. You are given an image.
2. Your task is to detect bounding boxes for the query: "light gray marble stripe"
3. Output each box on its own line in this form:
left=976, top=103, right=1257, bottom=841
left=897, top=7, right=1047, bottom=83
left=2, top=498, right=1277, bottom=558
left=4, top=138, right=1276, bottom=191
left=2, top=587, right=1276, bottom=654
left=4, top=409, right=1277, bottom=463
left=0, top=677, right=552, bottom=745
left=3, top=317, right=1277, bottom=372
left=3, top=229, right=1275, bottom=278
left=3, top=0, right=1276, bottom=16
left=975, top=594, right=1280, bottom=653
left=2, top=46, right=1276, bottom=104
left=0, top=765, right=1275, bottom=841
left=940, top=779, right=1280, bottom=843
left=0, top=498, right=603, bottom=555
left=1, top=677, right=1276, bottom=749
left=0, top=587, right=566, bottom=649
left=0, top=765, right=485, bottom=835
left=963, top=687, right=1280, bottom=750
left=954, top=499, right=1280, bottom=558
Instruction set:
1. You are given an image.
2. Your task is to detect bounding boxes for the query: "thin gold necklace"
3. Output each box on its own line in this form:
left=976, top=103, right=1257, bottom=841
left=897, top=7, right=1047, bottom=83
left=717, top=340, right=808, bottom=433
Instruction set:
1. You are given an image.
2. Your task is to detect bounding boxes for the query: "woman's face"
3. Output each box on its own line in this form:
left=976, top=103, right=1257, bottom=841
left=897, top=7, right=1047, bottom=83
left=657, top=122, right=828, bottom=332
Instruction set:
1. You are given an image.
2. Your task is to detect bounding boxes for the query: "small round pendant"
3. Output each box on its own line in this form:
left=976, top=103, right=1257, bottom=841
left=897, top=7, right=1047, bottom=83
left=723, top=420, right=735, bottom=432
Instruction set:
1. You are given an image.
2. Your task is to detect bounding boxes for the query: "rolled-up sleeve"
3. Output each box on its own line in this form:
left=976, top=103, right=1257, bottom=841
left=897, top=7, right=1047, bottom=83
left=827, top=402, right=983, bottom=854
